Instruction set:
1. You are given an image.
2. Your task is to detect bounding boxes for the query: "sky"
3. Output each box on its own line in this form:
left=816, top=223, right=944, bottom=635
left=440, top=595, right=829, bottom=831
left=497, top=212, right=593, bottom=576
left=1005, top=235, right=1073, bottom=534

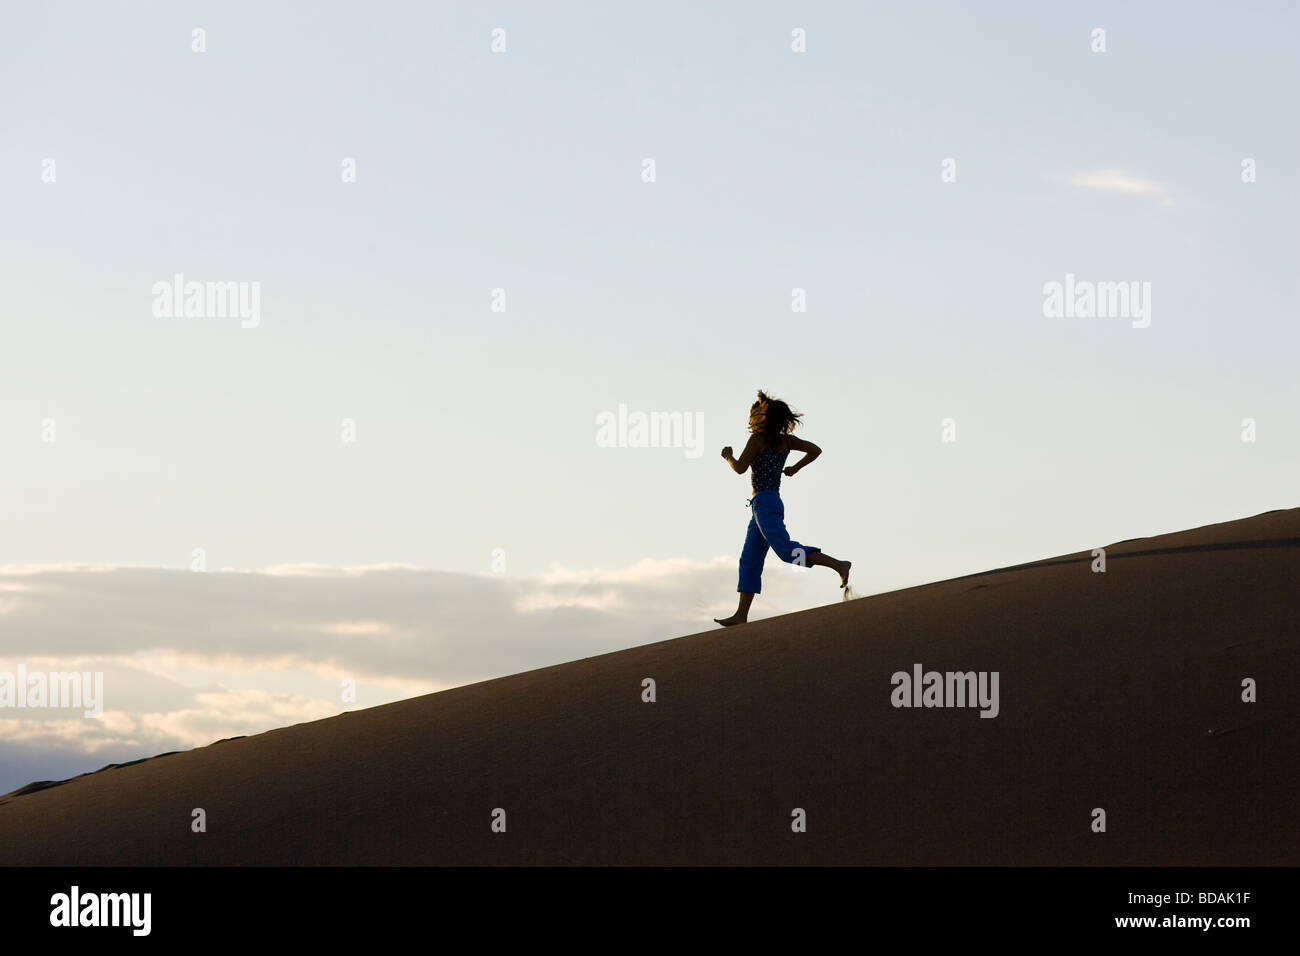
left=1, top=1, right=1297, bottom=793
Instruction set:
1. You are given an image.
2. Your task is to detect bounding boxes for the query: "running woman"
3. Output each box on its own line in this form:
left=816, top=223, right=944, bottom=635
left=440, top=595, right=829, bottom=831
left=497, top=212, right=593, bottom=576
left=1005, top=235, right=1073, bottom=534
left=714, top=390, right=851, bottom=627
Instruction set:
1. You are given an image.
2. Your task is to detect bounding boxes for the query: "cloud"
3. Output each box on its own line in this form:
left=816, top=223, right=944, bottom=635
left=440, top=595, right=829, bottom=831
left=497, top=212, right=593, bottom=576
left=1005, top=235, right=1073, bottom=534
left=535, top=556, right=733, bottom=587
left=1057, top=168, right=1173, bottom=202
left=256, top=562, right=423, bottom=577
left=316, top=621, right=393, bottom=636
left=134, top=687, right=339, bottom=748
left=0, top=556, right=829, bottom=790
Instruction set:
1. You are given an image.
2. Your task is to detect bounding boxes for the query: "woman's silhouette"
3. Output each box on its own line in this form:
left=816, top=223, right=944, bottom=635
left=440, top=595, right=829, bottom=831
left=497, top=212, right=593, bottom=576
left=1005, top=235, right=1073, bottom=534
left=714, top=390, right=851, bottom=627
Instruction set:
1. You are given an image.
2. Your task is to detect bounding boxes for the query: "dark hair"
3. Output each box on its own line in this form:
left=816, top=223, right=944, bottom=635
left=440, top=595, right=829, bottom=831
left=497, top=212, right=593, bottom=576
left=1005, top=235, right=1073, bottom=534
left=749, top=389, right=802, bottom=443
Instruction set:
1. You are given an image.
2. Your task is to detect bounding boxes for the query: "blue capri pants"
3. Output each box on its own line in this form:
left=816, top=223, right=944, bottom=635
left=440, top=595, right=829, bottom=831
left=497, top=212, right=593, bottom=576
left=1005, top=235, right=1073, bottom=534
left=737, top=489, right=820, bottom=593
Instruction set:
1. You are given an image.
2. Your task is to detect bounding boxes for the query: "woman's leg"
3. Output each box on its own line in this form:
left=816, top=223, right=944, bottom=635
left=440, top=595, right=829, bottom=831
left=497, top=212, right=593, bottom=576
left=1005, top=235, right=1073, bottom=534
left=714, top=591, right=754, bottom=627
left=754, top=493, right=852, bottom=588
left=716, top=512, right=769, bottom=626
left=807, top=550, right=852, bottom=588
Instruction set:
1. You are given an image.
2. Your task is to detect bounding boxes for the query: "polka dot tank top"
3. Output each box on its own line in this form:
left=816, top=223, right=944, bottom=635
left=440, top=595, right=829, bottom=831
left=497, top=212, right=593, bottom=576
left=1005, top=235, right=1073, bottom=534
left=751, top=437, right=790, bottom=494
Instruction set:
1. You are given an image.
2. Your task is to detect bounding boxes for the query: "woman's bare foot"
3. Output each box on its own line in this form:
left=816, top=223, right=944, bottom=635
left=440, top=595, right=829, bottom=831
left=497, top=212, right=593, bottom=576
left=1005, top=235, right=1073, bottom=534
left=837, top=560, right=852, bottom=589
left=716, top=592, right=755, bottom=626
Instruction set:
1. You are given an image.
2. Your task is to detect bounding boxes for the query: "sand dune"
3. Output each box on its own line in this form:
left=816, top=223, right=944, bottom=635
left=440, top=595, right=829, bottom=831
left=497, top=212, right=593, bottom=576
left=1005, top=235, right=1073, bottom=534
left=2, top=509, right=1296, bottom=865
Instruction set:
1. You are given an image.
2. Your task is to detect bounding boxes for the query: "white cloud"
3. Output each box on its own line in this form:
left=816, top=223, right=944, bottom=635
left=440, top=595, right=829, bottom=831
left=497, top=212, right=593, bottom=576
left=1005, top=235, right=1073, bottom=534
left=536, top=555, right=733, bottom=586
left=0, top=556, right=837, bottom=790
left=514, top=588, right=622, bottom=612
left=135, top=688, right=339, bottom=748
left=1058, top=168, right=1173, bottom=200
left=316, top=621, right=394, bottom=636
left=255, top=562, right=423, bottom=577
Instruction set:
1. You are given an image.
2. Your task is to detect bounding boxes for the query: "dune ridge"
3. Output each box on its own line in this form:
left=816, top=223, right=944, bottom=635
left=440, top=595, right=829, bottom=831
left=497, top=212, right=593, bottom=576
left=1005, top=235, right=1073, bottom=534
left=1, top=508, right=1296, bottom=865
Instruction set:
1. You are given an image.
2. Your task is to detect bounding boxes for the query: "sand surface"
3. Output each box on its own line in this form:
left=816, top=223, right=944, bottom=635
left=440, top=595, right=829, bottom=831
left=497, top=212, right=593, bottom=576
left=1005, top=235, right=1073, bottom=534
left=1, top=509, right=1295, bottom=865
